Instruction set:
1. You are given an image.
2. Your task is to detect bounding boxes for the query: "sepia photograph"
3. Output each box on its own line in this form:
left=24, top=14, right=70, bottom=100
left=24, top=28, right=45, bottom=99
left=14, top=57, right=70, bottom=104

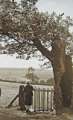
left=0, top=0, right=73, bottom=120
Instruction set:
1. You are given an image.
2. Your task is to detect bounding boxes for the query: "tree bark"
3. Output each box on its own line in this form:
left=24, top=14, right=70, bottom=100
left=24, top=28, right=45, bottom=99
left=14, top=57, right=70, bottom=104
left=60, top=55, right=73, bottom=108
left=51, top=39, right=65, bottom=114
left=52, top=65, right=65, bottom=114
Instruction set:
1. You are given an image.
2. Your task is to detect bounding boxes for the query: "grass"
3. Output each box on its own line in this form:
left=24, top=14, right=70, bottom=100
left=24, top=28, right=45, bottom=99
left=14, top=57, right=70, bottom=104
left=0, top=68, right=53, bottom=85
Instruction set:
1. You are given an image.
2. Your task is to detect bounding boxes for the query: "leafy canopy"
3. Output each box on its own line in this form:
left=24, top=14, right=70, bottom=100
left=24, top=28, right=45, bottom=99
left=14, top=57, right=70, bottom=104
left=0, top=0, right=73, bottom=61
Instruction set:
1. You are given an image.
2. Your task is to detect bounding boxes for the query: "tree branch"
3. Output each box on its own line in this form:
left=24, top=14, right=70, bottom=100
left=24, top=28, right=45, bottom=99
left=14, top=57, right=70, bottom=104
left=33, top=39, right=53, bottom=62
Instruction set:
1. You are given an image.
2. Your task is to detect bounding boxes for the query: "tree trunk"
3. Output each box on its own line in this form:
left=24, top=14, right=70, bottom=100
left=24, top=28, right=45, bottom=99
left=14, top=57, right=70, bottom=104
left=51, top=39, right=73, bottom=114
left=51, top=39, right=65, bottom=114
left=60, top=55, right=73, bottom=108
left=33, top=37, right=73, bottom=113
left=52, top=64, right=65, bottom=114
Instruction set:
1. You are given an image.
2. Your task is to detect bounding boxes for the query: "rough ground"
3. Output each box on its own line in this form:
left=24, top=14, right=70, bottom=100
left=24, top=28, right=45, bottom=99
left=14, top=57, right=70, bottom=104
left=0, top=107, right=73, bottom=120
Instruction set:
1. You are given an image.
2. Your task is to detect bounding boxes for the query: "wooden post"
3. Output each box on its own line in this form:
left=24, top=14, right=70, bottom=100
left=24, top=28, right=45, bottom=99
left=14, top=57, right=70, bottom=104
left=42, top=88, right=45, bottom=111
left=19, top=85, right=26, bottom=111
left=38, top=88, right=40, bottom=111
left=34, top=88, right=36, bottom=112
left=0, top=88, right=1, bottom=96
left=47, top=89, right=49, bottom=111
left=7, top=94, right=18, bottom=108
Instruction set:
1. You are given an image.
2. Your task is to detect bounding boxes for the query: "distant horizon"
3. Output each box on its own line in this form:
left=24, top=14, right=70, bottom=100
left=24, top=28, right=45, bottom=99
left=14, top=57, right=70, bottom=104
left=0, top=67, right=53, bottom=70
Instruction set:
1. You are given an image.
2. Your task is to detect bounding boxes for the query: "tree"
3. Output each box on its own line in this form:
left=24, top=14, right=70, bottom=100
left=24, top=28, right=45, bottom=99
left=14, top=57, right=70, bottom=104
left=25, top=67, right=39, bottom=83
left=0, top=0, right=73, bottom=114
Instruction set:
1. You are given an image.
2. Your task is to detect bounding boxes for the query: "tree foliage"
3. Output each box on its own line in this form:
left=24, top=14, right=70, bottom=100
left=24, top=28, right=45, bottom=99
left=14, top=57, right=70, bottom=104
left=0, top=0, right=73, bottom=61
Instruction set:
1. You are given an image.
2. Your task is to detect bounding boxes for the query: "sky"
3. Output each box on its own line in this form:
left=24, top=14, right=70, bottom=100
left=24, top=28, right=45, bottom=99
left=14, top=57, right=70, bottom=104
left=36, top=0, right=73, bottom=17
left=0, top=0, right=73, bottom=68
left=0, top=54, right=41, bottom=68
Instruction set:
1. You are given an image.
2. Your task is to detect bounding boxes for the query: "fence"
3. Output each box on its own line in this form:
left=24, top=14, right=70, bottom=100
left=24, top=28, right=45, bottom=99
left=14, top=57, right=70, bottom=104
left=0, top=82, right=54, bottom=112
left=32, top=88, right=54, bottom=112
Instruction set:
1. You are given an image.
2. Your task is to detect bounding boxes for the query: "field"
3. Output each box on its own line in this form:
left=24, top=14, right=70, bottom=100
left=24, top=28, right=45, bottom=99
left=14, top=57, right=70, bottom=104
left=0, top=68, right=53, bottom=107
left=0, top=68, right=53, bottom=83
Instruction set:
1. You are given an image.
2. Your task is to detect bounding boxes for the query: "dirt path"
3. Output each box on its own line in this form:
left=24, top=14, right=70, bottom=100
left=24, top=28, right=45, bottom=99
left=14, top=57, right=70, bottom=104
left=0, top=111, right=23, bottom=120
left=0, top=107, right=72, bottom=120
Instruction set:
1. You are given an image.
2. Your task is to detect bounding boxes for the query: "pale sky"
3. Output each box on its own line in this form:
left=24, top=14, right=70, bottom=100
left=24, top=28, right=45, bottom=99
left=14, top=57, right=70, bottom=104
left=0, top=54, right=41, bottom=68
left=36, top=0, right=73, bottom=17
left=0, top=0, right=73, bottom=68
